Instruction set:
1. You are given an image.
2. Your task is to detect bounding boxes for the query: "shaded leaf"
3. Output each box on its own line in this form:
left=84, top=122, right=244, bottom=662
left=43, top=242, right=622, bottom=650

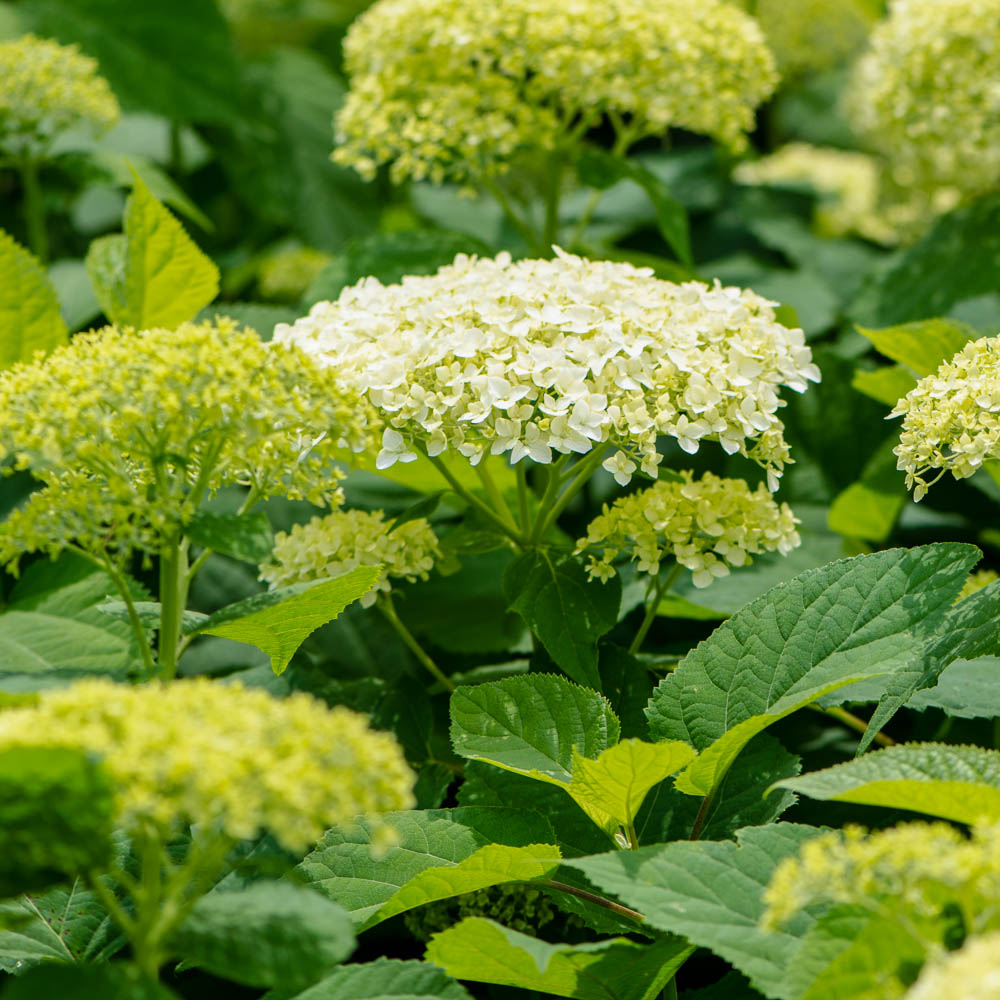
left=186, top=509, right=274, bottom=565
left=0, top=963, right=177, bottom=999
left=857, top=318, right=976, bottom=376
left=271, top=957, right=473, bottom=1000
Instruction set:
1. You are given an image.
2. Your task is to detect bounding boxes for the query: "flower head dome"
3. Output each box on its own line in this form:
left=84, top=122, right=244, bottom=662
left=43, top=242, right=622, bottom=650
left=0, top=678, right=415, bottom=852
left=0, top=34, right=120, bottom=155
left=906, top=933, right=1000, bottom=1000
left=262, top=509, right=441, bottom=606
left=276, top=250, right=820, bottom=489
left=333, top=0, right=778, bottom=185
left=846, top=0, right=1000, bottom=202
left=577, top=471, right=800, bottom=587
left=891, top=334, right=1000, bottom=500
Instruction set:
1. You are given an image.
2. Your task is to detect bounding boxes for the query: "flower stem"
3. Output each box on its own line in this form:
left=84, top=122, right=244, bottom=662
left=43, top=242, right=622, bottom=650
left=474, top=461, right=520, bottom=535
left=482, top=175, right=547, bottom=255
left=809, top=704, right=896, bottom=749
left=102, top=559, right=157, bottom=677
left=542, top=156, right=566, bottom=250
left=516, top=462, right=531, bottom=532
left=19, top=158, right=48, bottom=263
left=379, top=592, right=455, bottom=692
left=628, top=564, right=682, bottom=656
left=541, top=879, right=645, bottom=923
left=157, top=537, right=190, bottom=680
left=532, top=446, right=609, bottom=544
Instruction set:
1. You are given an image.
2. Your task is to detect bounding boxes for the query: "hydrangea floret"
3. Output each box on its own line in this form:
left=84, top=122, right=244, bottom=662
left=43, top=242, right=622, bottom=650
left=261, top=509, right=441, bottom=606
left=276, top=249, right=820, bottom=501
left=891, top=335, right=1000, bottom=500
left=0, top=34, right=120, bottom=155
left=577, top=471, right=801, bottom=588
left=334, top=0, right=778, bottom=187
left=906, top=933, right=1000, bottom=1000
left=846, top=0, right=1000, bottom=204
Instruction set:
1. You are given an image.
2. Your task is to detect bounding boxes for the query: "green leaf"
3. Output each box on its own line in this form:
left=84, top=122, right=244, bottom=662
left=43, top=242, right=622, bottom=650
left=0, top=230, right=68, bottom=367
left=199, top=565, right=380, bottom=675
left=198, top=302, right=300, bottom=341
left=857, top=318, right=976, bottom=376
left=851, top=365, right=916, bottom=408
left=118, top=174, right=219, bottom=328
left=426, top=918, right=691, bottom=1000
left=185, top=510, right=274, bottom=565
left=771, top=742, right=1000, bottom=824
left=97, top=601, right=208, bottom=635
left=647, top=544, right=978, bottom=797
left=367, top=844, right=561, bottom=930
left=450, top=674, right=620, bottom=785
left=48, top=258, right=102, bottom=332
left=827, top=436, right=906, bottom=543
left=270, top=957, right=473, bottom=1000
left=170, top=882, right=355, bottom=989
left=297, top=808, right=557, bottom=927
left=84, top=233, right=128, bottom=323
left=567, top=825, right=822, bottom=1000
left=907, top=655, right=1000, bottom=718
left=0, top=963, right=177, bottom=999
left=503, top=552, right=621, bottom=689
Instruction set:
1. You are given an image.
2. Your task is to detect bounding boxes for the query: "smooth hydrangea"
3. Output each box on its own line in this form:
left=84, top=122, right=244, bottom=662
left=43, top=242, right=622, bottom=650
left=0, top=34, right=120, bottom=155
left=577, top=471, right=800, bottom=587
left=907, top=933, right=1000, bottom=1000
left=334, top=0, right=778, bottom=185
left=276, top=250, right=820, bottom=490
left=891, top=335, right=1000, bottom=501
left=846, top=0, right=1000, bottom=202
left=0, top=678, right=415, bottom=852
left=0, top=319, right=375, bottom=568
left=261, top=509, right=440, bottom=606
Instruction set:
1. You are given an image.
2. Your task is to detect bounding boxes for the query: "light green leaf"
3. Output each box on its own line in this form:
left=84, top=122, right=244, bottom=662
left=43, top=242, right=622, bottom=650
left=426, top=918, right=691, bottom=1000
left=84, top=233, right=128, bottom=323
left=450, top=674, right=620, bottom=785
left=857, top=318, right=977, bottom=376
left=771, top=742, right=1000, bottom=824
left=567, top=825, right=822, bottom=1000
left=271, top=957, right=473, bottom=1000
left=0, top=229, right=68, bottom=367
left=199, top=565, right=380, bottom=675
left=368, top=843, right=561, bottom=930
left=851, top=364, right=916, bottom=407
left=647, top=545, right=978, bottom=798
left=568, top=739, right=696, bottom=836
left=118, top=174, right=219, bottom=328
left=827, top=436, right=906, bottom=543
left=170, top=882, right=354, bottom=989
left=298, top=808, right=557, bottom=926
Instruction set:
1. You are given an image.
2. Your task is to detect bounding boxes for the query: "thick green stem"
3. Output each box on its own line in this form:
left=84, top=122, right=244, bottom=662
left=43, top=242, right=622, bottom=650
left=19, top=158, right=48, bottom=263
left=664, top=978, right=679, bottom=1000
left=474, top=462, right=520, bottom=535
left=628, top=564, right=682, bottom=656
left=379, top=593, right=455, bottom=692
left=625, top=823, right=639, bottom=851
left=531, top=446, right=609, bottom=544
left=157, top=538, right=190, bottom=680
left=516, top=462, right=531, bottom=532
left=689, top=785, right=718, bottom=841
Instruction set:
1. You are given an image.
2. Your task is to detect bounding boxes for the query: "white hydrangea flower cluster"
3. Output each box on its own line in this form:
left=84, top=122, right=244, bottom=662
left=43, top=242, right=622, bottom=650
left=333, top=0, right=778, bottom=185
left=891, top=335, right=1000, bottom=500
left=846, top=0, right=1000, bottom=202
left=261, top=509, right=440, bottom=607
left=907, top=933, right=1000, bottom=1000
left=577, top=470, right=800, bottom=587
left=276, top=250, right=820, bottom=490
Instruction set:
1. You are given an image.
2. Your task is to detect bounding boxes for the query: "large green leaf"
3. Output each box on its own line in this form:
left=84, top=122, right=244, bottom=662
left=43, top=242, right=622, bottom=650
left=0, top=963, right=177, bottom=999
left=450, top=674, right=620, bottom=785
left=851, top=365, right=916, bottom=408
left=906, top=655, right=1000, bottom=719
left=426, top=918, right=691, bottom=1000
left=567, top=825, right=822, bottom=1000
left=271, top=958, right=473, bottom=1000
left=826, top=436, right=906, bottom=543
left=771, top=742, right=1000, bottom=824
left=0, top=230, right=68, bottom=368
left=503, top=553, right=620, bottom=689
left=647, top=545, right=978, bottom=797
left=199, top=565, right=380, bottom=674
left=185, top=509, right=274, bottom=565
left=170, top=882, right=354, bottom=989
left=857, top=318, right=977, bottom=376
left=297, top=808, right=556, bottom=927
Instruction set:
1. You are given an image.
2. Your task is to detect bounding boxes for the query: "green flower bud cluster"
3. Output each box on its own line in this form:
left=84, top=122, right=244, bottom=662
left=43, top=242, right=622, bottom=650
left=891, top=335, right=1000, bottom=501
left=906, top=933, right=1000, bottom=1000
left=333, top=0, right=778, bottom=186
left=277, top=250, right=820, bottom=490
left=0, top=319, right=376, bottom=570
left=404, top=883, right=557, bottom=943
left=846, top=0, right=1000, bottom=203
left=577, top=470, right=800, bottom=587
left=0, top=34, right=120, bottom=156
left=261, top=508, right=441, bottom=606
left=0, top=678, right=415, bottom=853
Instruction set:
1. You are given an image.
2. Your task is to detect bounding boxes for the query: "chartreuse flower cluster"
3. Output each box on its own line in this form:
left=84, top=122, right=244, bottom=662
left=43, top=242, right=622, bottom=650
left=906, top=933, right=1000, bottom=1000
left=334, top=0, right=777, bottom=186
left=846, top=0, right=1000, bottom=203
left=0, top=34, right=120, bottom=156
left=277, top=250, right=820, bottom=495
left=0, top=318, right=374, bottom=570
left=262, top=509, right=441, bottom=606
left=891, top=335, right=1000, bottom=500
left=960, top=569, right=1000, bottom=601
left=577, top=471, right=800, bottom=587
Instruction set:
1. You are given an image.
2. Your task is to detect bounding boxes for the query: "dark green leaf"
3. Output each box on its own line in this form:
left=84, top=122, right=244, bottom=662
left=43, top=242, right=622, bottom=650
left=186, top=509, right=274, bottom=565
left=0, top=964, right=177, bottom=999
left=827, top=436, right=906, bottom=543
left=270, top=958, right=473, bottom=1000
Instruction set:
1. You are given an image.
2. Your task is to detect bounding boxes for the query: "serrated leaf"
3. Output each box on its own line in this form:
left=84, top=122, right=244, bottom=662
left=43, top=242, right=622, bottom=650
left=185, top=509, right=273, bottom=565
left=0, top=230, right=68, bottom=367
left=297, top=808, right=557, bottom=926
left=170, top=882, right=354, bottom=989
left=117, top=174, right=219, bottom=328
left=851, top=365, right=916, bottom=407
left=567, top=825, right=822, bottom=1000
left=199, top=565, right=380, bottom=674
left=367, top=844, right=561, bottom=931
left=646, top=545, right=978, bottom=797
left=0, top=962, right=177, bottom=999
left=857, top=318, right=977, bottom=376
left=272, top=957, right=473, bottom=1000
left=426, top=917, right=690, bottom=1000
left=450, top=674, right=620, bottom=785
left=771, top=742, right=1000, bottom=824
left=503, top=553, right=621, bottom=689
